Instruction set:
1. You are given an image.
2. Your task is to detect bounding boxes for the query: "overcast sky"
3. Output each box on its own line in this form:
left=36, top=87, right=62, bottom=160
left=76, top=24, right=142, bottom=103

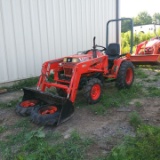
left=121, top=0, right=160, bottom=17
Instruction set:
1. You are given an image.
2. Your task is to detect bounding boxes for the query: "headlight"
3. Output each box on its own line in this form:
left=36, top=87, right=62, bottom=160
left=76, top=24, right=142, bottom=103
left=63, top=58, right=67, bottom=62
left=72, top=58, right=80, bottom=63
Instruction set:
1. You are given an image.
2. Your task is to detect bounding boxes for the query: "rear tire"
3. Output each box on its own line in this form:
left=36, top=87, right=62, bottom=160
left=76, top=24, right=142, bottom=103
left=31, top=105, right=60, bottom=126
left=84, top=78, right=102, bottom=104
left=15, top=99, right=39, bottom=116
left=116, top=61, right=134, bottom=89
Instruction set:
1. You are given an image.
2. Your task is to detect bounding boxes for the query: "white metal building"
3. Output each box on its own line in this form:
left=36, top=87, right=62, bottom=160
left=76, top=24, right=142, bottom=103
left=0, top=0, right=120, bottom=85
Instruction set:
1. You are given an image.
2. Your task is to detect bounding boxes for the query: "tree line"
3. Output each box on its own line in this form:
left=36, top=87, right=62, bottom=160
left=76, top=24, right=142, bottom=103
left=122, top=11, right=160, bottom=32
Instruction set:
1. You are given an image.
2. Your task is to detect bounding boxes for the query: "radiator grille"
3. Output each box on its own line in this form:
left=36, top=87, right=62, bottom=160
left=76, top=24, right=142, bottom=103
left=64, top=68, right=72, bottom=76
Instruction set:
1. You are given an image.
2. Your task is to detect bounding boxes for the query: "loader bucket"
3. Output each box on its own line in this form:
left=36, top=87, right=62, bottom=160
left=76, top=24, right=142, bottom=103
left=22, top=87, right=74, bottom=125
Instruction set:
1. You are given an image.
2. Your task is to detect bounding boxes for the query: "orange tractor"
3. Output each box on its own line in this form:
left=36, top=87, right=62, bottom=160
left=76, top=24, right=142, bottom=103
left=124, top=19, right=160, bottom=65
left=16, top=19, right=134, bottom=126
left=130, top=37, right=160, bottom=65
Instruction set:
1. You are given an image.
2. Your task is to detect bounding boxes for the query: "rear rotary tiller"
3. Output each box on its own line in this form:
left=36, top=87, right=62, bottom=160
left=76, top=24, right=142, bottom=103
left=130, top=37, right=160, bottom=65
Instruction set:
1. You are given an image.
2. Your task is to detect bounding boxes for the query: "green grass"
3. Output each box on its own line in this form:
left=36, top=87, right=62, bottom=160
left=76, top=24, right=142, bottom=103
left=105, top=125, right=160, bottom=160
left=0, top=74, right=55, bottom=92
left=14, top=117, right=32, bottom=128
left=0, top=126, right=7, bottom=134
left=0, top=66, right=160, bottom=160
left=135, top=68, right=148, bottom=79
left=129, top=111, right=142, bottom=129
left=134, top=101, right=142, bottom=108
left=89, top=83, right=144, bottom=115
left=144, top=77, right=159, bottom=82
left=155, top=72, right=160, bottom=76
left=0, top=99, right=21, bottom=109
left=103, top=84, right=143, bottom=106
left=0, top=127, right=92, bottom=160
left=146, top=86, right=160, bottom=97
left=0, top=77, right=38, bottom=92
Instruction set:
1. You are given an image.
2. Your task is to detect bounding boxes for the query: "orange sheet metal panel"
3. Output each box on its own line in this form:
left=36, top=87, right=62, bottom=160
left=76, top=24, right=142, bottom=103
left=130, top=54, right=160, bottom=65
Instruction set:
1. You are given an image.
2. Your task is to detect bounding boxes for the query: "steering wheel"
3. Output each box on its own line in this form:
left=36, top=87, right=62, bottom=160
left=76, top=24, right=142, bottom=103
left=83, top=37, right=106, bottom=54
left=95, top=45, right=106, bottom=52
left=83, top=45, right=106, bottom=54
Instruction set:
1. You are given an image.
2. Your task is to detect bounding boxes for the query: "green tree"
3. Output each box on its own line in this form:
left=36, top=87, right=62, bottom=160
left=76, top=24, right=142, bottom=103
left=121, top=18, right=132, bottom=32
left=134, top=11, right=152, bottom=25
left=152, top=13, right=160, bottom=24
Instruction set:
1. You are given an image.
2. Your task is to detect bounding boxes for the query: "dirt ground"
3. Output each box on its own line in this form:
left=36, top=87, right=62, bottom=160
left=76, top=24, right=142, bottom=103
left=0, top=67, right=160, bottom=158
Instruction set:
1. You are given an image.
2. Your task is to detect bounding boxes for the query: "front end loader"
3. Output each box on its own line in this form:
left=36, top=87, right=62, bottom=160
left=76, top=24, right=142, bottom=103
left=16, top=19, right=135, bottom=126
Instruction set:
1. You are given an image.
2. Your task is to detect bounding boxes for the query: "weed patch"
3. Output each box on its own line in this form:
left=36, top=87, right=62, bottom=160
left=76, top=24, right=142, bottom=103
left=135, top=68, right=148, bottom=79
left=0, top=128, right=92, bottom=160
left=105, top=125, right=160, bottom=160
left=90, top=83, right=144, bottom=115
left=14, top=117, right=32, bottom=128
left=0, top=99, right=21, bottom=108
left=144, top=77, right=159, bottom=82
left=0, top=126, right=7, bottom=134
left=1, top=77, right=38, bottom=92
left=134, top=101, right=142, bottom=108
left=155, top=72, right=160, bottom=76
left=76, top=83, right=144, bottom=115
left=147, top=87, right=160, bottom=97
left=129, top=111, right=142, bottom=129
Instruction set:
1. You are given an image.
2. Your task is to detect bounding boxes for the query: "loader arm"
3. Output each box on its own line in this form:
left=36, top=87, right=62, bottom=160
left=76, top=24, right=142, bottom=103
left=37, top=58, right=64, bottom=91
left=68, top=55, right=108, bottom=102
left=36, top=52, right=108, bottom=103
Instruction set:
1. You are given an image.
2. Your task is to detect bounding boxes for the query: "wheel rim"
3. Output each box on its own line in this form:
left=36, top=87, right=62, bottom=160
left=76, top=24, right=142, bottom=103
left=39, top=106, right=58, bottom=115
left=90, top=84, right=101, bottom=100
left=20, top=100, right=38, bottom=108
left=126, top=68, right=133, bottom=84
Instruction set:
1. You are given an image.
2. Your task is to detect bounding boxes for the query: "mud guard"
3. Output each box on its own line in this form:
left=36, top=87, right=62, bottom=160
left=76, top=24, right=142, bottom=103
left=22, top=87, right=74, bottom=125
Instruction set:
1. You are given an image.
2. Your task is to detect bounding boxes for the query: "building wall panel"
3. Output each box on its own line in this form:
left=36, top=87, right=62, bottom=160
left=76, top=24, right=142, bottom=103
left=0, top=4, right=8, bottom=82
left=0, top=0, right=118, bottom=84
left=1, top=0, right=18, bottom=82
left=21, top=0, right=36, bottom=77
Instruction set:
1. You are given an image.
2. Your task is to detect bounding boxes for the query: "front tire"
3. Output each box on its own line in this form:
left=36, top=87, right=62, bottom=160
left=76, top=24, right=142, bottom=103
left=15, top=99, right=39, bottom=116
left=31, top=105, right=60, bottom=126
left=116, top=61, right=134, bottom=89
left=84, top=78, right=102, bottom=104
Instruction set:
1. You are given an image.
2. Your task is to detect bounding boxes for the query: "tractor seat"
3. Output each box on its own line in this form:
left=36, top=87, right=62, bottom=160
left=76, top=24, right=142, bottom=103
left=106, top=43, right=120, bottom=61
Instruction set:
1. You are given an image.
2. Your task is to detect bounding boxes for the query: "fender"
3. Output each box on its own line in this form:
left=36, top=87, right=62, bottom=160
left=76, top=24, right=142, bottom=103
left=111, top=58, right=128, bottom=78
